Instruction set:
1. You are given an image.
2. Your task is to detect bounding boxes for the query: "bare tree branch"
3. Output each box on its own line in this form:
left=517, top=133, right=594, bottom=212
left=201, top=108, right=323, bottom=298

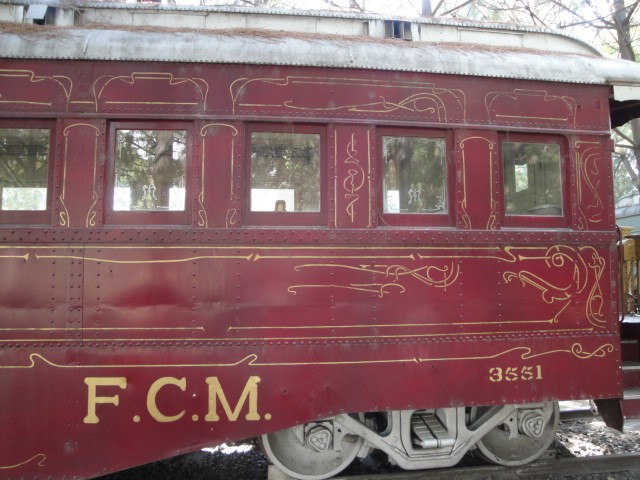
left=431, top=0, right=445, bottom=16
left=441, top=0, right=475, bottom=17
left=615, top=127, right=639, bottom=148
left=618, top=150, right=640, bottom=186
left=627, top=0, right=640, bottom=19
left=349, top=0, right=363, bottom=12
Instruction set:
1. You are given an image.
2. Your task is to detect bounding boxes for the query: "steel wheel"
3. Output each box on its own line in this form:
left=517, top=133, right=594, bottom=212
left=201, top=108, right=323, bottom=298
left=474, top=402, right=559, bottom=466
left=260, top=415, right=364, bottom=480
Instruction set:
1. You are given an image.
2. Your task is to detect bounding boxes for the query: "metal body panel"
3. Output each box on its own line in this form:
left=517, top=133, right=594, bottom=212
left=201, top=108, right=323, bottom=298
left=1, top=335, right=619, bottom=474
left=0, top=243, right=618, bottom=344
left=0, top=14, right=627, bottom=480
left=0, top=60, right=613, bottom=131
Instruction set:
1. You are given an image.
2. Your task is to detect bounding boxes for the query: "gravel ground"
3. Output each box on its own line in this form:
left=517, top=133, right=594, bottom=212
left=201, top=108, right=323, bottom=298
left=538, top=418, right=640, bottom=480
left=557, top=418, right=640, bottom=457
left=98, top=417, right=640, bottom=480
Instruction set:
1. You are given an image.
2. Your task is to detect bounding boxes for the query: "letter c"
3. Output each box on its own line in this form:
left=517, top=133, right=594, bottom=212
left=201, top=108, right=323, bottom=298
left=146, top=377, right=186, bottom=423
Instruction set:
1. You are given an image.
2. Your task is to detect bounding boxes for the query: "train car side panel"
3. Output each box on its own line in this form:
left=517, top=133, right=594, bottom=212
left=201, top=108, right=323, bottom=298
left=0, top=52, right=623, bottom=479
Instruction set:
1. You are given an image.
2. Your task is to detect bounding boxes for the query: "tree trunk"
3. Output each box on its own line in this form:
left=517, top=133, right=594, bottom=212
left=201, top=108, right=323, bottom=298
left=422, top=0, right=433, bottom=16
left=612, top=0, right=640, bottom=196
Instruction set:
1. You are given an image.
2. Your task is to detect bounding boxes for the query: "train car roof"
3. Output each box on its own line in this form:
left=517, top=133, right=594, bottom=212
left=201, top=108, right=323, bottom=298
left=2, top=0, right=640, bottom=125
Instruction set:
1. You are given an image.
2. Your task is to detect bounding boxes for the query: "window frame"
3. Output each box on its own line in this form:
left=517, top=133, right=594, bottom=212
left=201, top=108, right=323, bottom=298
left=244, top=123, right=327, bottom=227
left=378, top=127, right=454, bottom=228
left=106, top=121, right=193, bottom=226
left=0, top=119, right=55, bottom=225
left=499, top=133, right=568, bottom=229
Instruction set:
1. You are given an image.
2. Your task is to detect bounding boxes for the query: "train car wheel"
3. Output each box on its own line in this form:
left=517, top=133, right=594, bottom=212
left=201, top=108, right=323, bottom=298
left=474, top=402, right=559, bottom=466
left=260, top=415, right=365, bottom=480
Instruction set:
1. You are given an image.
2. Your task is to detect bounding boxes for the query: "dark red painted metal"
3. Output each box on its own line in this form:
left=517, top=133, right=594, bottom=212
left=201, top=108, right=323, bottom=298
left=0, top=59, right=623, bottom=479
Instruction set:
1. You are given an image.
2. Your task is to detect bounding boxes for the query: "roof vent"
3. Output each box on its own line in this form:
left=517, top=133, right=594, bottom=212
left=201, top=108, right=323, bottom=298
left=385, top=20, right=413, bottom=40
left=25, top=4, right=54, bottom=25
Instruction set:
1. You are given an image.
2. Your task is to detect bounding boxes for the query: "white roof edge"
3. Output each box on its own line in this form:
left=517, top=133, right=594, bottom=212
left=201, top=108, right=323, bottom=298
left=2, top=28, right=637, bottom=86
left=613, top=84, right=640, bottom=101
left=0, top=0, right=600, bottom=56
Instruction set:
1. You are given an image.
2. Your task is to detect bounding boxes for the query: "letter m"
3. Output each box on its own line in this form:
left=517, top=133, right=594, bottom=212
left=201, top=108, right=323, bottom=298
left=205, top=376, right=261, bottom=422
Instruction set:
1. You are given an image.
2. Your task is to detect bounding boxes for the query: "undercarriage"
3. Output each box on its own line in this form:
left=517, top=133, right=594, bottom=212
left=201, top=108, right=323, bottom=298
left=260, top=403, right=559, bottom=480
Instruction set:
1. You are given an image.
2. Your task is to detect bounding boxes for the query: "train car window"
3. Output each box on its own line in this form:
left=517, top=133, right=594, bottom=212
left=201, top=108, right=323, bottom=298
left=0, top=123, right=53, bottom=224
left=246, top=124, right=325, bottom=226
left=114, top=129, right=186, bottom=212
left=0, top=128, right=49, bottom=211
left=378, top=128, right=453, bottom=226
left=503, top=141, right=563, bottom=217
left=107, top=122, right=191, bottom=225
left=250, top=132, right=320, bottom=213
left=382, top=136, right=447, bottom=214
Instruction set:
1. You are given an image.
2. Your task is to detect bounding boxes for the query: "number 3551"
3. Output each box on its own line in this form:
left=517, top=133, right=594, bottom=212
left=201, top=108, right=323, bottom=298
left=489, top=365, right=542, bottom=382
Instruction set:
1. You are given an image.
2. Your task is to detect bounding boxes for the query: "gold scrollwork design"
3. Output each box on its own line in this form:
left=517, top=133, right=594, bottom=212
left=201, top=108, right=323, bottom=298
left=58, top=199, right=69, bottom=227
left=0, top=352, right=259, bottom=370
left=288, top=262, right=459, bottom=298
left=317, top=93, right=439, bottom=114
left=0, top=254, right=29, bottom=261
left=575, top=141, right=604, bottom=230
left=0, top=453, right=46, bottom=470
left=230, top=76, right=466, bottom=121
left=93, top=72, right=209, bottom=112
left=582, top=247, right=606, bottom=327
left=459, top=136, right=496, bottom=230
left=86, top=191, right=99, bottom=227
left=485, top=89, right=577, bottom=125
left=343, top=133, right=365, bottom=223
left=289, top=282, right=405, bottom=298
left=503, top=245, right=606, bottom=328
left=226, top=208, right=239, bottom=228
left=0, top=69, right=72, bottom=108
left=197, top=191, right=208, bottom=228
left=568, top=342, right=614, bottom=359
left=200, top=124, right=239, bottom=227
left=60, top=124, right=101, bottom=228
left=502, top=270, right=571, bottom=304
left=34, top=253, right=253, bottom=264
left=419, top=342, right=614, bottom=363
left=0, top=344, right=612, bottom=370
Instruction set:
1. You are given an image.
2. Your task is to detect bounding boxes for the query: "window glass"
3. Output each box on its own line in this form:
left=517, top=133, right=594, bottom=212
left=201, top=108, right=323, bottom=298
left=503, top=141, right=562, bottom=216
left=0, top=128, right=49, bottom=211
left=383, top=136, right=447, bottom=214
left=250, top=132, right=320, bottom=213
left=114, top=129, right=186, bottom=212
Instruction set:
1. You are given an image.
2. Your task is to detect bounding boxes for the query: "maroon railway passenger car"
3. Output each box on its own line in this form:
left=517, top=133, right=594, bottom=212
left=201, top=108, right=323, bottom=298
left=3, top=2, right=640, bottom=479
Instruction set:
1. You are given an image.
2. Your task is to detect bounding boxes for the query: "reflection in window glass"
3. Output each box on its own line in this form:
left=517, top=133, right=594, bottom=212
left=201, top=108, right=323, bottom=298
left=250, top=132, right=320, bottom=212
left=383, top=136, right=446, bottom=214
left=114, top=130, right=186, bottom=212
left=0, top=128, right=49, bottom=211
left=503, top=142, right=562, bottom=216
